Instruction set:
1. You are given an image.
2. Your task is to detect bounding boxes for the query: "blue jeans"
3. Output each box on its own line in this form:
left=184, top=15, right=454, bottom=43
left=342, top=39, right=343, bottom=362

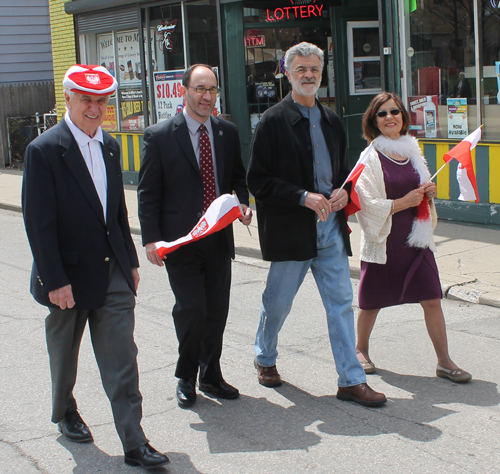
left=254, top=213, right=366, bottom=387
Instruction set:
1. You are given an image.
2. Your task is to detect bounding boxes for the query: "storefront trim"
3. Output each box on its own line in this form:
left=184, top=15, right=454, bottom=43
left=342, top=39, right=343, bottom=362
left=65, top=0, right=183, bottom=15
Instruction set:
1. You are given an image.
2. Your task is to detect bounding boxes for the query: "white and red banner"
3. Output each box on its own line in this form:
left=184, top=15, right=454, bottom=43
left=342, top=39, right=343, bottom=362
left=155, top=194, right=243, bottom=259
left=342, top=142, right=374, bottom=218
left=443, top=127, right=481, bottom=203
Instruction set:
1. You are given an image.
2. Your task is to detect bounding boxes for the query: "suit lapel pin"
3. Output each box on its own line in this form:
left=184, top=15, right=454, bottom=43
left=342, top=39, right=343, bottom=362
left=110, top=152, right=113, bottom=156
left=219, top=130, right=223, bottom=136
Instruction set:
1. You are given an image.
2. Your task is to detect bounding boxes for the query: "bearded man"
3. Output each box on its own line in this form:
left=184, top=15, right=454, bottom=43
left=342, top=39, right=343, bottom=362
left=247, top=42, right=386, bottom=407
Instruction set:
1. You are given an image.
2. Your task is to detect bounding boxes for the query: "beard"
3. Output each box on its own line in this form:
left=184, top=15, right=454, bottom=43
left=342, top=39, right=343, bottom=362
left=290, top=76, right=321, bottom=98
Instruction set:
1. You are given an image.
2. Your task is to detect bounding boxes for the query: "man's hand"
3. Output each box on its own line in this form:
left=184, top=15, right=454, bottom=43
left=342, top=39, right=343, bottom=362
left=49, top=284, right=75, bottom=310
left=304, top=192, right=331, bottom=222
left=329, top=188, right=348, bottom=212
left=240, top=204, right=253, bottom=226
left=145, top=242, right=165, bottom=267
left=132, top=267, right=140, bottom=292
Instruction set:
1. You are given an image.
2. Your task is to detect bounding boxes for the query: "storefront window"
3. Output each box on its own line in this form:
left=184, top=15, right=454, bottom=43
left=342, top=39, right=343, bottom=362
left=481, top=2, right=500, bottom=140
left=404, top=0, right=477, bottom=139
left=79, top=1, right=223, bottom=131
left=244, top=27, right=333, bottom=131
left=347, top=21, right=381, bottom=95
left=80, top=28, right=149, bottom=132
left=149, top=4, right=185, bottom=72
left=185, top=1, right=220, bottom=67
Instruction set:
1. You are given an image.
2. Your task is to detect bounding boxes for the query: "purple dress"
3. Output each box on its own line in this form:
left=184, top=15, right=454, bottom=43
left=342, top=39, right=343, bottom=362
left=358, top=151, right=442, bottom=310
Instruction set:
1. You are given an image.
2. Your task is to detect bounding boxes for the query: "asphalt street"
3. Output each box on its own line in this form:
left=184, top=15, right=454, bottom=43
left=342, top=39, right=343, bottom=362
left=1, top=208, right=500, bottom=474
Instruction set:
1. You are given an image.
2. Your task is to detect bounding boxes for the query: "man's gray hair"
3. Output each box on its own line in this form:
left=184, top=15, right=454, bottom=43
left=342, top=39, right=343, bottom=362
left=284, top=42, right=324, bottom=72
left=64, top=88, right=76, bottom=99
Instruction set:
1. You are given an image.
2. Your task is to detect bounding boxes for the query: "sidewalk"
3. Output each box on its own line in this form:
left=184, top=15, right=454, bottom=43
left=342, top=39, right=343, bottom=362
left=2, top=169, right=499, bottom=308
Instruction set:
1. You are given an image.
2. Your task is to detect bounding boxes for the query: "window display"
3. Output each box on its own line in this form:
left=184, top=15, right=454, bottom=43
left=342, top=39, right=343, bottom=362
left=403, top=0, right=477, bottom=139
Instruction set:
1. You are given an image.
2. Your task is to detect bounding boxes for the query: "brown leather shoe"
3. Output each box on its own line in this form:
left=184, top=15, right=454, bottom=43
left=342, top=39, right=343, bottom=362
left=337, top=383, right=387, bottom=407
left=254, top=360, right=282, bottom=387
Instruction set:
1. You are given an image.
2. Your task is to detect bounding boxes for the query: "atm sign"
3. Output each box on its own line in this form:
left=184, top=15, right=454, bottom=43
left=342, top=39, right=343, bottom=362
left=245, top=36, right=266, bottom=47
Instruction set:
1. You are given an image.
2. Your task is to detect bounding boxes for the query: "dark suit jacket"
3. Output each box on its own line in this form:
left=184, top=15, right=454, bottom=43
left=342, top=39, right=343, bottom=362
left=247, top=93, right=352, bottom=262
left=22, top=120, right=139, bottom=309
left=137, top=113, right=249, bottom=259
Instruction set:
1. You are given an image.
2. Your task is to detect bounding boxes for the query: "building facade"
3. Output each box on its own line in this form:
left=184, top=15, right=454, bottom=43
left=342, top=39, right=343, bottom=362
left=52, top=0, right=500, bottom=226
left=1, top=0, right=56, bottom=166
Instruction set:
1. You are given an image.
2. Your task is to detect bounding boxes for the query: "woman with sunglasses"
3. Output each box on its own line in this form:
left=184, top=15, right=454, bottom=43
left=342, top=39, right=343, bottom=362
left=353, top=92, right=471, bottom=383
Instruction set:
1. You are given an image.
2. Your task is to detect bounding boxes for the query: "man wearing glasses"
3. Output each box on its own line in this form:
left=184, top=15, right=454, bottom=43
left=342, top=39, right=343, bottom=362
left=138, top=64, right=252, bottom=408
left=247, top=42, right=386, bottom=407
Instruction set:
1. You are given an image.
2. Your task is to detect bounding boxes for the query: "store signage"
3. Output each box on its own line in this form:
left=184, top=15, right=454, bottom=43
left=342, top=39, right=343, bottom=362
left=101, top=105, right=117, bottom=132
left=245, top=36, right=266, bottom=47
left=154, top=70, right=185, bottom=122
left=266, top=1, right=324, bottom=22
left=157, top=20, right=177, bottom=52
left=408, top=95, right=439, bottom=139
left=119, top=89, right=144, bottom=131
left=447, top=98, right=468, bottom=138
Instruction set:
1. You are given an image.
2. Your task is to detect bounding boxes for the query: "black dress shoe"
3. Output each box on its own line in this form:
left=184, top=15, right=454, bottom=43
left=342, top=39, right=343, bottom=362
left=176, top=378, right=196, bottom=408
left=58, top=410, right=93, bottom=443
left=199, top=379, right=240, bottom=399
left=124, top=443, right=170, bottom=469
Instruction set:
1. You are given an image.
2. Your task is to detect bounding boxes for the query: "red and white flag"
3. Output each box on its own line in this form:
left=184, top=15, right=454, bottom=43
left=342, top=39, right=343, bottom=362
left=443, top=127, right=481, bottom=203
left=342, top=142, right=374, bottom=217
left=155, top=194, right=243, bottom=259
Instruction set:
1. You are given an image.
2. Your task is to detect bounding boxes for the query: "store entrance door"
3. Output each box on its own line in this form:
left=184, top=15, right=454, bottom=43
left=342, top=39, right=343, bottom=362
left=331, top=4, right=380, bottom=164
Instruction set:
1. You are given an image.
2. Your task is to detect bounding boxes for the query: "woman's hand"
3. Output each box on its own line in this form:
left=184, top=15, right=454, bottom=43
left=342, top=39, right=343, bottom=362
left=392, top=187, right=427, bottom=214
left=421, top=182, right=437, bottom=200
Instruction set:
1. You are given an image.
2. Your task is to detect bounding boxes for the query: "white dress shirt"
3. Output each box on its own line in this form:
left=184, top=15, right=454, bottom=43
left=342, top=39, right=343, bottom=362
left=64, top=113, right=108, bottom=221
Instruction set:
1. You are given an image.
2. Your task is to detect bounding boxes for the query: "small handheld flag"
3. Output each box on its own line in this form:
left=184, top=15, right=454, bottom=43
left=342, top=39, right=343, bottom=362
left=155, top=194, right=243, bottom=259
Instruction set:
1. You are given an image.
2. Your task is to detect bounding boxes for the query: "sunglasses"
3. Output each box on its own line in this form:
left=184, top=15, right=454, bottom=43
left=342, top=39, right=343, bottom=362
left=376, top=108, right=401, bottom=118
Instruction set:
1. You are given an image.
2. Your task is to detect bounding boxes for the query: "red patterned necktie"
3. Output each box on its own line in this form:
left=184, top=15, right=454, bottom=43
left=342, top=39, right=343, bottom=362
left=199, top=124, right=216, bottom=212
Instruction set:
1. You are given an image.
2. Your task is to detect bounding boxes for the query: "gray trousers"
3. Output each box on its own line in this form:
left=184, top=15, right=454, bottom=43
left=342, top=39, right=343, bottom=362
left=45, top=258, right=147, bottom=452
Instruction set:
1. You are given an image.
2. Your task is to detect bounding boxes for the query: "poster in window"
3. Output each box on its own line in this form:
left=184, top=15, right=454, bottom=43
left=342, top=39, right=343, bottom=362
left=447, top=98, right=468, bottom=138
left=98, top=34, right=116, bottom=78
left=119, top=89, right=144, bottom=131
left=116, top=30, right=142, bottom=85
left=154, top=70, right=185, bottom=123
left=101, top=105, right=118, bottom=132
left=408, top=95, right=439, bottom=138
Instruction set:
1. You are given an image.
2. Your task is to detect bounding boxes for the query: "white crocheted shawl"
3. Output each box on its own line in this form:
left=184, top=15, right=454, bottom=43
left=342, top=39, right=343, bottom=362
left=355, top=135, right=437, bottom=264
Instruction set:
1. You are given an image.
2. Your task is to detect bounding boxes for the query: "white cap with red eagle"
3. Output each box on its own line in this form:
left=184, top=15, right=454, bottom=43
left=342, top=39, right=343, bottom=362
left=63, top=64, right=118, bottom=95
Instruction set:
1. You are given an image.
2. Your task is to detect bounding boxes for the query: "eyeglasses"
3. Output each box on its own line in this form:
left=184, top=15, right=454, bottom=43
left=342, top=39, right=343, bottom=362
left=376, top=108, right=401, bottom=118
left=188, top=85, right=220, bottom=95
left=292, top=66, right=322, bottom=75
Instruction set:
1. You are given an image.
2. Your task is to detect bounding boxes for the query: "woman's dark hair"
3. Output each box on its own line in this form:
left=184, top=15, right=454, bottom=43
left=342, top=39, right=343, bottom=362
left=362, top=92, right=410, bottom=141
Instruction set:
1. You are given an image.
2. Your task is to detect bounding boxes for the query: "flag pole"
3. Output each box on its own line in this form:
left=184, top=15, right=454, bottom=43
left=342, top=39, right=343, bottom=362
left=334, top=142, right=374, bottom=196
left=233, top=192, right=252, bottom=236
left=429, top=162, right=447, bottom=182
left=429, top=124, right=483, bottom=182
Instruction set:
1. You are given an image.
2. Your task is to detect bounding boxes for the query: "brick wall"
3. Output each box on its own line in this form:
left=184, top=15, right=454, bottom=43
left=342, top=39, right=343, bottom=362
left=48, top=0, right=77, bottom=120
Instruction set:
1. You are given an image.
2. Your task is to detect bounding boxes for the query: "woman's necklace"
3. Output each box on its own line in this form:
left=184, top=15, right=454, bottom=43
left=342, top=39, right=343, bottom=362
left=381, top=152, right=410, bottom=166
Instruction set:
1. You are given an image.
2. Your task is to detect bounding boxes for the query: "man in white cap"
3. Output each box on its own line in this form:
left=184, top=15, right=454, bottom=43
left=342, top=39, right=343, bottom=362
left=22, top=64, right=169, bottom=469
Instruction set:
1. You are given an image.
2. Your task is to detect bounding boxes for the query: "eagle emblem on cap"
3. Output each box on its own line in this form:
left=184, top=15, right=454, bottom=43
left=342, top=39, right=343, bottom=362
left=85, top=73, right=101, bottom=85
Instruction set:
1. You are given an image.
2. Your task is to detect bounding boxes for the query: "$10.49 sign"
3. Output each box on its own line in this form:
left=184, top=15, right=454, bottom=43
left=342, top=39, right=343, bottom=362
left=157, top=80, right=182, bottom=99
left=154, top=70, right=185, bottom=123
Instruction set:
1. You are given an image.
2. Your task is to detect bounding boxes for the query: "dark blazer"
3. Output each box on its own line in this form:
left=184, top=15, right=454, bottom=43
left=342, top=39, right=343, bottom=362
left=247, top=93, right=352, bottom=262
left=137, top=113, right=249, bottom=259
left=22, top=120, right=139, bottom=309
